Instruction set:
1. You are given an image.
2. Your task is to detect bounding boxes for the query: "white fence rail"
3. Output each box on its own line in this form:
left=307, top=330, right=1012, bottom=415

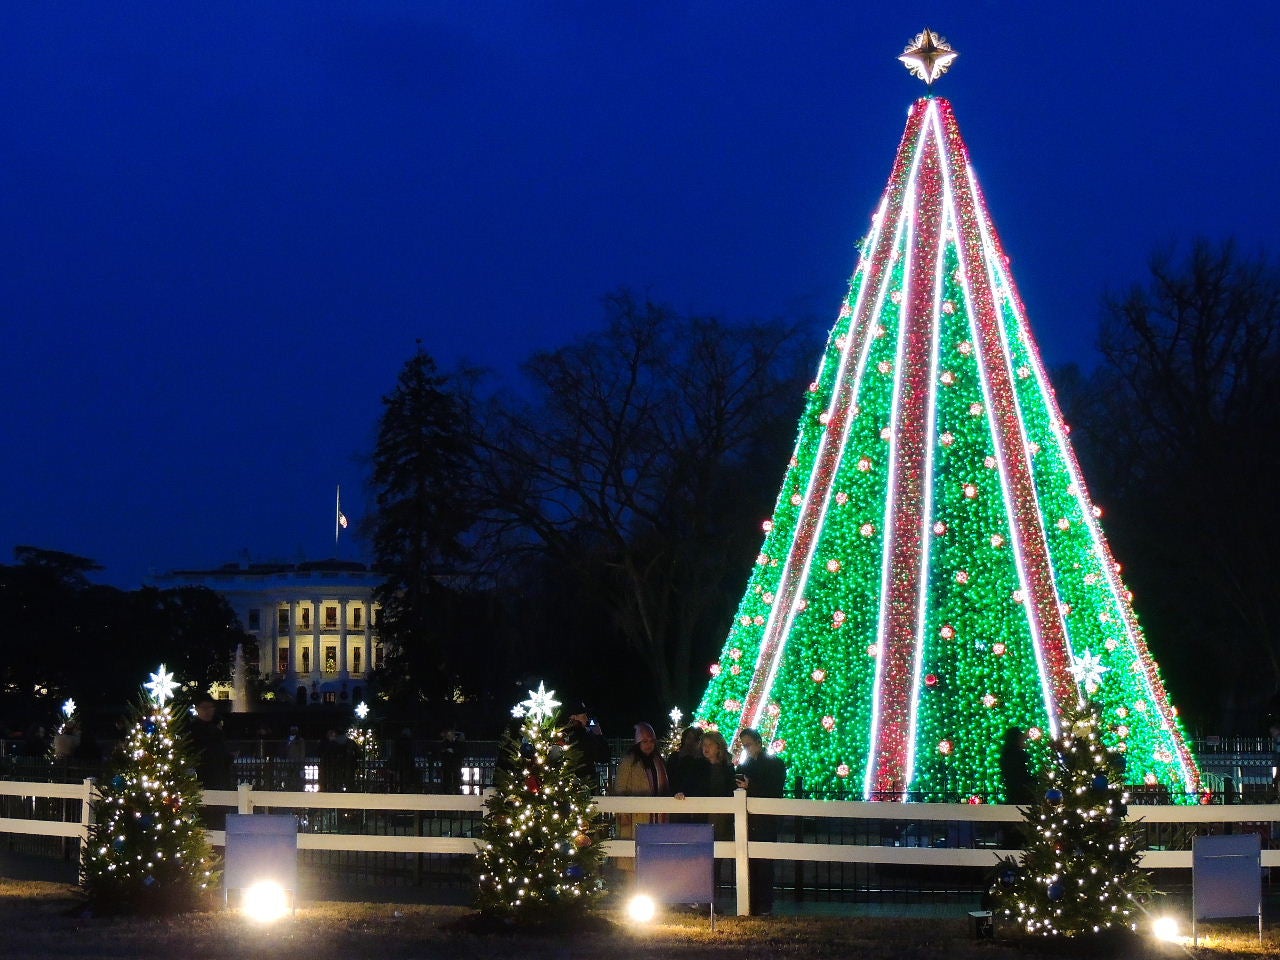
left=5, top=779, right=1280, bottom=916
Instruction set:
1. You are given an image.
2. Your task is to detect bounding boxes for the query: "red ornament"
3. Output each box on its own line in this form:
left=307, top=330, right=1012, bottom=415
left=924, top=673, right=939, bottom=687
left=525, top=775, right=541, bottom=794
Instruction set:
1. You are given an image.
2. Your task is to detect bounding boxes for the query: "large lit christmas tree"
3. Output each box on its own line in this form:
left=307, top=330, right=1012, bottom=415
left=695, top=31, right=1200, bottom=803
left=475, top=683, right=606, bottom=923
left=990, top=700, right=1151, bottom=937
left=82, top=665, right=218, bottom=914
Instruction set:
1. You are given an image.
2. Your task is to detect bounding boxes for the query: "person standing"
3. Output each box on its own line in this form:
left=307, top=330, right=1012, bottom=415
left=189, top=697, right=233, bottom=790
left=613, top=722, right=669, bottom=874
left=675, top=730, right=736, bottom=839
left=280, top=725, right=307, bottom=791
left=389, top=727, right=420, bottom=792
left=432, top=728, right=464, bottom=795
left=189, top=695, right=233, bottom=828
left=563, top=701, right=610, bottom=792
left=666, top=726, right=704, bottom=800
left=999, top=727, right=1035, bottom=806
left=735, top=727, right=786, bottom=915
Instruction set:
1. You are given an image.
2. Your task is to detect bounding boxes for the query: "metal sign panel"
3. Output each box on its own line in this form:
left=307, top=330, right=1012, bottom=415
left=223, top=813, right=299, bottom=893
left=1192, top=831, right=1261, bottom=944
left=635, top=822, right=715, bottom=904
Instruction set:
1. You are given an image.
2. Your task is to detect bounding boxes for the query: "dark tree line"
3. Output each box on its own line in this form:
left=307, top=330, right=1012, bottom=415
left=367, top=291, right=812, bottom=730
left=1058, top=239, right=1280, bottom=733
left=370, top=244, right=1280, bottom=737
left=0, top=546, right=253, bottom=734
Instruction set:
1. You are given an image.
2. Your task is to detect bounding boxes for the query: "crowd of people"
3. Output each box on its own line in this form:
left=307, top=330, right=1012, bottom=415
left=606, top=712, right=786, bottom=915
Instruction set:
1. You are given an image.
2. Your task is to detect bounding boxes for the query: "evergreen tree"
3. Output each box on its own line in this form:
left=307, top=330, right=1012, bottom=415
left=990, top=701, right=1151, bottom=938
left=370, top=347, right=478, bottom=703
left=348, top=703, right=381, bottom=790
left=82, top=666, right=218, bottom=915
left=476, top=684, right=606, bottom=924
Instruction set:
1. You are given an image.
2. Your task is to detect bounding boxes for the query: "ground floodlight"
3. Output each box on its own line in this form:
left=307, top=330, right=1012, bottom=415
left=1152, top=916, right=1181, bottom=942
left=242, top=880, right=290, bottom=923
left=627, top=894, right=657, bottom=923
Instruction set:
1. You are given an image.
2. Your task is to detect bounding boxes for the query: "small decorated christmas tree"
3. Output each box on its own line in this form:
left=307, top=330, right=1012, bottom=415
left=991, top=700, right=1150, bottom=938
left=82, top=665, right=218, bottom=914
left=664, top=706, right=687, bottom=755
left=476, top=683, right=606, bottom=923
left=348, top=701, right=381, bottom=790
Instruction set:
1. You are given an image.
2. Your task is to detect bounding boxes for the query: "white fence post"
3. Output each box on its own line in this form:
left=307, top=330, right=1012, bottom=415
left=237, top=782, right=253, bottom=815
left=733, top=788, right=750, bottom=916
left=79, top=778, right=96, bottom=876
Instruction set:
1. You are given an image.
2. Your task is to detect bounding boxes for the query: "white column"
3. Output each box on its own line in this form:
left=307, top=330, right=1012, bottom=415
left=265, top=610, right=277, bottom=681
left=338, top=598, right=350, bottom=678
left=287, top=600, right=298, bottom=675
left=311, top=597, right=322, bottom=680
left=363, top=600, right=374, bottom=673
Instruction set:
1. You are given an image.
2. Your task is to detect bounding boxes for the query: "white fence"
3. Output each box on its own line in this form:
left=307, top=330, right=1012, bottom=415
left=5, top=779, right=1280, bottom=916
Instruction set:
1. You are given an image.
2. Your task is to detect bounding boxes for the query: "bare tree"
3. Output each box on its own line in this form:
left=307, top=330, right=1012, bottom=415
left=477, top=290, right=810, bottom=709
left=1086, top=239, right=1280, bottom=729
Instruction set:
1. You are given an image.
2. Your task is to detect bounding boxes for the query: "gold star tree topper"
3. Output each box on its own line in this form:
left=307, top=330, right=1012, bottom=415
left=899, top=28, right=959, bottom=85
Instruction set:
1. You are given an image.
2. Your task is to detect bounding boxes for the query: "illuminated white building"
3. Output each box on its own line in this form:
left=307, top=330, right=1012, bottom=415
left=154, top=560, right=382, bottom=707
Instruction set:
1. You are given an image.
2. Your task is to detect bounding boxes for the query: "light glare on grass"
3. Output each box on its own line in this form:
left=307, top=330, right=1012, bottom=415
left=627, top=894, right=656, bottom=923
left=242, top=880, right=289, bottom=923
left=1152, top=916, right=1181, bottom=942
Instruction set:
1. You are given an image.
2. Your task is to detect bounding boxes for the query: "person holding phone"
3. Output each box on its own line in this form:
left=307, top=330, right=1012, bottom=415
left=735, top=727, right=786, bottom=915
left=564, top=700, right=610, bottom=792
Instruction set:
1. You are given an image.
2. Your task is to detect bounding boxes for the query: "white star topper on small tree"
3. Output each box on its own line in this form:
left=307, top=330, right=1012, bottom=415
left=144, top=664, right=179, bottom=706
left=518, top=682, right=561, bottom=723
left=1069, top=650, right=1110, bottom=694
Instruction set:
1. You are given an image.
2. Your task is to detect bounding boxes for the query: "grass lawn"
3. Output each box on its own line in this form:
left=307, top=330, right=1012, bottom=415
left=1, top=879, right=1277, bottom=959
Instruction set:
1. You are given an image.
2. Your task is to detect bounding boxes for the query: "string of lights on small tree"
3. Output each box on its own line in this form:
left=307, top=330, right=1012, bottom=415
left=664, top=706, right=686, bottom=755
left=82, top=665, right=218, bottom=914
left=475, top=683, right=606, bottom=923
left=348, top=700, right=381, bottom=790
left=990, top=700, right=1151, bottom=937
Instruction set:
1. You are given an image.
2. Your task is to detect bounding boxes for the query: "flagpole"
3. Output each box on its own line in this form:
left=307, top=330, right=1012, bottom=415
left=335, top=484, right=341, bottom=546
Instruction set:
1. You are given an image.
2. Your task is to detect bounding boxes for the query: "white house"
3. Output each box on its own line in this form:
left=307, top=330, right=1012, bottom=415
left=153, top=559, right=383, bottom=707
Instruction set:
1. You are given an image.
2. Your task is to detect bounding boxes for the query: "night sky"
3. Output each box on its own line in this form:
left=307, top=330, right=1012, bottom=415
left=2, top=3, right=1276, bottom=589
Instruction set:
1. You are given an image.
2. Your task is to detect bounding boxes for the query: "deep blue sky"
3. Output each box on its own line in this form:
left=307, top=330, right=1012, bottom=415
left=2, top=3, right=1276, bottom=588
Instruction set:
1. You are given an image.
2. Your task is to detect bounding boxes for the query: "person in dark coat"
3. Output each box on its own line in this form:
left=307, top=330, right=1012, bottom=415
left=189, top=697, right=232, bottom=790
left=388, top=727, right=420, bottom=792
left=432, top=728, right=464, bottom=795
left=280, top=725, right=307, bottom=791
left=562, top=700, right=610, bottom=792
left=999, top=727, right=1036, bottom=806
left=189, top=696, right=233, bottom=828
left=675, top=730, right=735, bottom=839
left=666, top=726, right=704, bottom=799
left=319, top=729, right=354, bottom=792
left=735, top=727, right=787, bottom=915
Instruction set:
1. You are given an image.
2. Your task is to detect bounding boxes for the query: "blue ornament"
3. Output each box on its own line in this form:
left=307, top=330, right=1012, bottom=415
left=566, top=864, right=585, bottom=880
left=1000, top=869, right=1017, bottom=888
left=1092, top=775, right=1109, bottom=791
left=144, top=721, right=156, bottom=734
left=1045, top=788, right=1063, bottom=804
left=1047, top=882, right=1064, bottom=902
left=112, top=839, right=126, bottom=851
left=111, top=775, right=126, bottom=789
left=139, top=813, right=154, bottom=828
